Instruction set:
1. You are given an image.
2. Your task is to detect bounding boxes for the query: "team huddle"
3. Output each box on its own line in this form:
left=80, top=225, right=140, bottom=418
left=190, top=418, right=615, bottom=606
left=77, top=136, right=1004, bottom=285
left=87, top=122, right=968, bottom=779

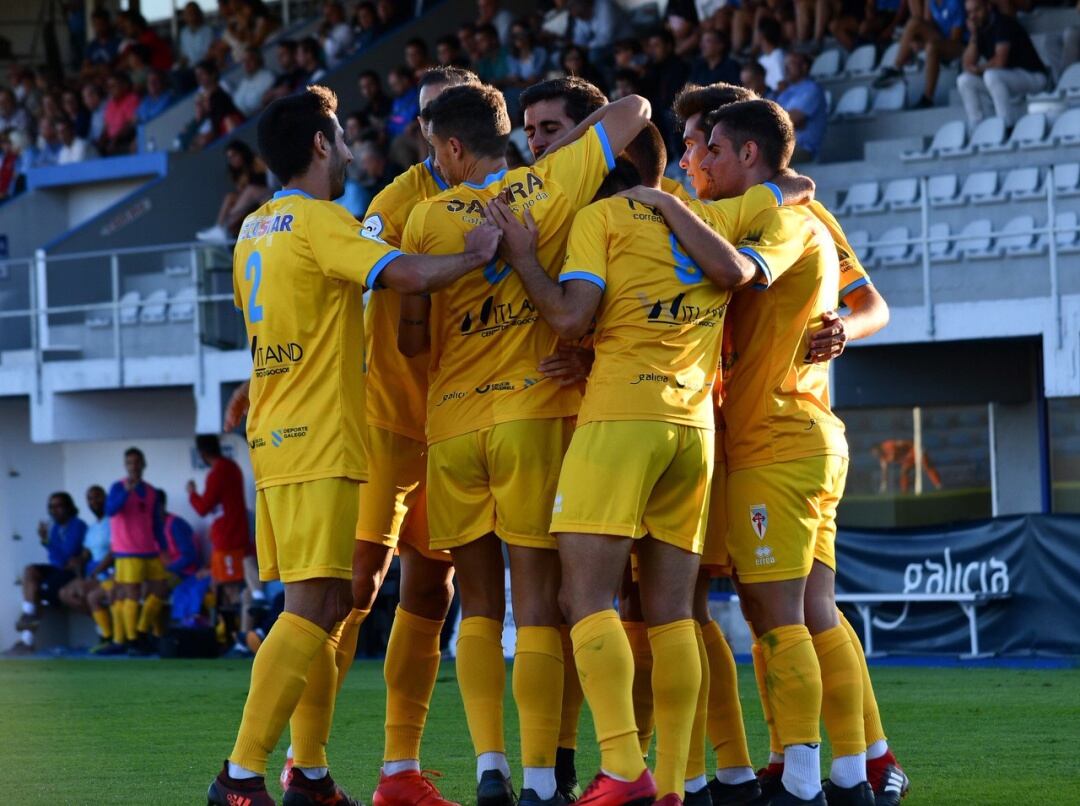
left=208, top=67, right=905, bottom=806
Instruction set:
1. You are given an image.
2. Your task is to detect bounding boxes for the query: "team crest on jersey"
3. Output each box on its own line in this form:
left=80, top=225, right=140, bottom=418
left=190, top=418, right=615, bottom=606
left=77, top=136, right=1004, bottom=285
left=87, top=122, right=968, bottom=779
left=750, top=505, right=768, bottom=540
left=361, top=214, right=387, bottom=244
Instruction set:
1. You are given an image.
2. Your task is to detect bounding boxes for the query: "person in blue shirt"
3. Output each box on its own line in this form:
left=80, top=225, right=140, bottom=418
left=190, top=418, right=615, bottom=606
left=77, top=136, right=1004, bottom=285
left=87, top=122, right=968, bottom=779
left=5, top=492, right=87, bottom=655
left=874, top=0, right=966, bottom=108
left=136, top=69, right=174, bottom=125
left=386, top=65, right=420, bottom=140
left=84, top=9, right=120, bottom=70
left=776, top=52, right=828, bottom=161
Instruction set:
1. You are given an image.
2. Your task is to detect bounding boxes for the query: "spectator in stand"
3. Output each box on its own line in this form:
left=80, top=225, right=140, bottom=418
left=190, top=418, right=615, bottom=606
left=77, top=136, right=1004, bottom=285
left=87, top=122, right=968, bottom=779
left=84, top=9, right=121, bottom=73
left=688, top=29, right=741, bottom=87
left=436, top=33, right=471, bottom=68
left=377, top=0, right=407, bottom=28
left=477, top=0, right=514, bottom=44
left=560, top=44, right=607, bottom=89
left=875, top=0, right=967, bottom=109
left=178, top=1, right=215, bottom=70
left=664, top=0, right=703, bottom=57
left=219, top=0, right=279, bottom=65
left=0, top=129, right=22, bottom=199
left=28, top=116, right=61, bottom=167
left=357, top=69, right=392, bottom=130
left=569, top=0, right=628, bottom=62
left=757, top=16, right=787, bottom=92
left=777, top=51, right=828, bottom=161
left=297, top=36, right=328, bottom=84
left=232, top=46, right=274, bottom=117
left=136, top=69, right=174, bottom=124
left=56, top=116, right=96, bottom=164
left=353, top=2, right=384, bottom=51
left=956, top=0, right=1047, bottom=126
left=612, top=67, right=645, bottom=99
left=0, top=88, right=29, bottom=139
left=262, top=40, right=305, bottom=106
left=644, top=28, right=690, bottom=155
left=81, top=83, right=106, bottom=144
left=15, top=69, right=42, bottom=120
left=196, top=139, right=271, bottom=241
left=613, top=37, right=647, bottom=75
left=40, top=91, right=63, bottom=126
left=125, top=44, right=153, bottom=93
left=386, top=64, right=420, bottom=139
left=189, top=60, right=245, bottom=150
left=116, top=10, right=173, bottom=72
left=404, top=38, right=434, bottom=78
left=5, top=492, right=87, bottom=655
left=322, top=1, right=355, bottom=68
left=358, top=140, right=399, bottom=200
left=741, top=59, right=771, bottom=98
left=99, top=71, right=139, bottom=155
left=458, top=23, right=482, bottom=64
left=473, top=24, right=511, bottom=85
left=61, top=89, right=89, bottom=139
left=506, top=21, right=549, bottom=87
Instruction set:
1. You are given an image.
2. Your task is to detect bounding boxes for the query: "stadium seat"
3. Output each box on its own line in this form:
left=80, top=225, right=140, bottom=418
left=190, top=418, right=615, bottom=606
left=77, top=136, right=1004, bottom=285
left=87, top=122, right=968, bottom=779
left=997, top=215, right=1041, bottom=256
left=997, top=167, right=1042, bottom=200
left=1054, top=163, right=1080, bottom=196
left=960, top=116, right=1006, bottom=154
left=168, top=287, right=197, bottom=323
left=839, top=180, right=880, bottom=214
left=959, top=170, right=999, bottom=204
left=954, top=219, right=995, bottom=259
left=928, top=221, right=955, bottom=261
left=1044, top=108, right=1080, bottom=146
left=876, top=226, right=917, bottom=265
left=1002, top=112, right=1048, bottom=150
left=118, top=291, right=140, bottom=326
left=929, top=173, right=960, bottom=206
left=902, top=119, right=966, bottom=161
left=811, top=49, right=843, bottom=79
left=1030, top=61, right=1080, bottom=101
left=1055, top=211, right=1080, bottom=252
left=879, top=41, right=902, bottom=73
left=872, top=82, right=906, bottom=112
left=139, top=289, right=169, bottom=324
left=844, top=44, right=877, bottom=75
left=833, top=85, right=870, bottom=117
left=883, top=177, right=920, bottom=210
left=86, top=310, right=111, bottom=328
left=846, top=229, right=872, bottom=265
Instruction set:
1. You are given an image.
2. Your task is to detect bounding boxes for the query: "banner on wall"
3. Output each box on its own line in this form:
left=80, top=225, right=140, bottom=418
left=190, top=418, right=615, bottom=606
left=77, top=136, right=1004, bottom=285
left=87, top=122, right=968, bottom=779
left=836, top=515, right=1080, bottom=656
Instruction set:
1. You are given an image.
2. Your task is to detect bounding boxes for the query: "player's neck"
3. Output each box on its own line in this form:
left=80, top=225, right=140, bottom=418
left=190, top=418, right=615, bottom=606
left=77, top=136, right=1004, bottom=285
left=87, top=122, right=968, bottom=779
left=463, top=155, right=508, bottom=186
left=285, top=173, right=331, bottom=201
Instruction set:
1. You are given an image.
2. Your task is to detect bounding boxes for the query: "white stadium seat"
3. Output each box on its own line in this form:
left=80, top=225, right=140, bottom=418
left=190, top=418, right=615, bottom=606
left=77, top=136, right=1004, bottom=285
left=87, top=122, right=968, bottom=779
left=811, top=49, right=843, bottom=79
left=955, top=219, right=995, bottom=258
left=883, top=177, right=919, bottom=210
left=876, top=226, right=917, bottom=265
left=999, top=167, right=1042, bottom=200
left=963, top=117, right=1006, bottom=153
left=879, top=41, right=901, bottom=72
left=1048, top=108, right=1080, bottom=146
left=960, top=170, right=999, bottom=203
left=928, top=222, right=955, bottom=261
left=1054, top=163, right=1080, bottom=196
left=840, top=180, right=880, bottom=214
left=168, top=286, right=197, bottom=323
left=833, top=85, right=870, bottom=117
left=140, top=289, right=169, bottom=324
left=118, top=291, right=140, bottom=326
left=846, top=229, right=871, bottom=265
left=998, top=216, right=1041, bottom=256
left=1030, top=62, right=1080, bottom=101
left=902, top=119, right=965, bottom=161
left=1007, top=113, right=1049, bottom=150
left=1055, top=212, right=1080, bottom=251
left=872, top=82, right=906, bottom=112
left=929, top=173, right=960, bottom=206
left=845, top=44, right=877, bottom=75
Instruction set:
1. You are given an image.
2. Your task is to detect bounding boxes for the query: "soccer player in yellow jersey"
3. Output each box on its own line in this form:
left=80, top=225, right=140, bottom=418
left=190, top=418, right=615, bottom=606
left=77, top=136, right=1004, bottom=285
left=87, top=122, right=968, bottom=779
left=398, top=84, right=651, bottom=806
left=484, top=121, right=796, bottom=806
left=207, top=86, right=500, bottom=806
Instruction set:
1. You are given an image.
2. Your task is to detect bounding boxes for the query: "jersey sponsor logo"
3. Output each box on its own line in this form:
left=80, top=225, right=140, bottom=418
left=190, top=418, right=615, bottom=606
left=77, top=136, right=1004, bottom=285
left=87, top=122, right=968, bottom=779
left=459, top=295, right=538, bottom=337
left=361, top=214, right=387, bottom=244
left=435, top=390, right=467, bottom=407
left=475, top=381, right=514, bottom=394
left=755, top=543, right=777, bottom=567
left=626, top=198, right=663, bottom=222
left=268, top=425, right=308, bottom=448
left=750, top=504, right=768, bottom=539
left=250, top=336, right=304, bottom=378
left=238, top=213, right=293, bottom=240
left=631, top=372, right=668, bottom=385
left=645, top=294, right=726, bottom=328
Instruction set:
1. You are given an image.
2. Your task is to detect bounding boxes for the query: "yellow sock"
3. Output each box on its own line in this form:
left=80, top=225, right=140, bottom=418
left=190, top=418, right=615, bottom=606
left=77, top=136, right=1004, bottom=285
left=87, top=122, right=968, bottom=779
left=384, top=607, right=443, bottom=761
left=290, top=632, right=340, bottom=768
left=122, top=599, right=139, bottom=642
left=649, top=619, right=702, bottom=798
left=701, top=621, right=752, bottom=769
left=751, top=635, right=782, bottom=755
left=456, top=616, right=506, bottom=754
left=572, top=610, right=645, bottom=780
left=333, top=608, right=370, bottom=693
left=110, top=601, right=126, bottom=643
left=230, top=612, right=329, bottom=774
left=513, top=626, right=564, bottom=767
left=839, top=611, right=886, bottom=748
left=813, top=625, right=865, bottom=757
left=686, top=623, right=709, bottom=782
left=91, top=607, right=112, bottom=639
left=137, top=594, right=164, bottom=635
left=760, top=625, right=822, bottom=747
left=558, top=625, right=584, bottom=750
left=623, top=620, right=654, bottom=756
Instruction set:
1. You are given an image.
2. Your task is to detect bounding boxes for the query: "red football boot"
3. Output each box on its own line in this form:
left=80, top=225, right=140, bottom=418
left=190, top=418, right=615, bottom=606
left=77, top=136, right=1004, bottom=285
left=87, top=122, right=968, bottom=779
left=280, top=756, right=294, bottom=791
left=866, top=750, right=910, bottom=806
left=283, top=768, right=362, bottom=806
left=654, top=795, right=683, bottom=806
left=206, top=761, right=276, bottom=806
left=373, top=769, right=461, bottom=806
left=577, top=768, right=657, bottom=806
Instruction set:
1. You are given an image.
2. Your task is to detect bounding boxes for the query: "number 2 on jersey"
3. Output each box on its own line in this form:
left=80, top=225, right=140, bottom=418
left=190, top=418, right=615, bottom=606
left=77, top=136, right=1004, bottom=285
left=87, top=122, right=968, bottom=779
left=246, top=251, right=264, bottom=323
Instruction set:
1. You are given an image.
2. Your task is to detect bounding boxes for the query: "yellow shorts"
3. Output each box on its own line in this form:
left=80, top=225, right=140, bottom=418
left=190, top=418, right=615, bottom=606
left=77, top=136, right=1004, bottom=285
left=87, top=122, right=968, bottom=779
left=726, top=454, right=848, bottom=584
left=356, top=426, right=448, bottom=562
left=114, top=556, right=167, bottom=585
left=427, top=417, right=573, bottom=550
left=550, top=420, right=713, bottom=554
left=701, top=459, right=733, bottom=576
left=255, top=477, right=358, bottom=583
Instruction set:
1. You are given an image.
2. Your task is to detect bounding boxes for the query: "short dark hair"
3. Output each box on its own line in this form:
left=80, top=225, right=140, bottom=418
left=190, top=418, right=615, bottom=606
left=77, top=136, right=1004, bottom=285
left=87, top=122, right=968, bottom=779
left=741, top=61, right=766, bottom=80
left=49, top=491, right=79, bottom=518
left=613, top=37, right=642, bottom=54
left=519, top=77, right=607, bottom=125
left=298, top=36, right=323, bottom=63
left=258, top=86, right=339, bottom=183
left=673, top=82, right=755, bottom=129
left=358, top=68, right=380, bottom=83
left=125, top=446, right=146, bottom=462
left=621, top=120, right=666, bottom=188
left=87, top=484, right=106, bottom=496
left=196, top=434, right=223, bottom=457
left=435, top=34, right=460, bottom=50
left=418, top=65, right=479, bottom=91
left=277, top=38, right=298, bottom=53
left=593, top=156, right=642, bottom=201
left=757, top=16, right=782, bottom=46
left=475, top=23, right=499, bottom=40
left=613, top=68, right=642, bottom=91
left=389, top=65, right=414, bottom=83
left=648, top=28, right=675, bottom=49
left=704, top=99, right=794, bottom=172
left=195, top=58, right=218, bottom=78
left=421, top=83, right=510, bottom=159
left=405, top=37, right=428, bottom=54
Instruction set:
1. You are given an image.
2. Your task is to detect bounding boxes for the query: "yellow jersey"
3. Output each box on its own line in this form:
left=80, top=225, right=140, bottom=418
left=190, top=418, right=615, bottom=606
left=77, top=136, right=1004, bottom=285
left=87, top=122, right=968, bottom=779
left=722, top=205, right=848, bottom=471
left=402, top=123, right=616, bottom=444
left=233, top=189, right=403, bottom=489
left=362, top=158, right=448, bottom=443
left=661, top=175, right=692, bottom=201
left=561, top=185, right=782, bottom=429
left=806, top=200, right=872, bottom=304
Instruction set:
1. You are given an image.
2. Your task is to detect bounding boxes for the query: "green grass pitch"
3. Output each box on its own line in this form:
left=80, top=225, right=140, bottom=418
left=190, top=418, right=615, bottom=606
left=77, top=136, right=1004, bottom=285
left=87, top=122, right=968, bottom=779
left=2, top=659, right=1077, bottom=804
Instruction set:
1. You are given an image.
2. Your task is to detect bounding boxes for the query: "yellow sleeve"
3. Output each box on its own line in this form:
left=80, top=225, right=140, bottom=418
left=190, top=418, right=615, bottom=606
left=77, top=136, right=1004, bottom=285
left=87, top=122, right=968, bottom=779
left=539, top=123, right=617, bottom=210
left=689, top=183, right=782, bottom=242
left=400, top=202, right=431, bottom=256
left=661, top=176, right=692, bottom=201
left=807, top=201, right=871, bottom=302
left=560, top=203, right=610, bottom=290
left=735, top=207, right=809, bottom=289
left=308, top=202, right=404, bottom=288
left=232, top=249, right=243, bottom=310
left=364, top=163, right=433, bottom=248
